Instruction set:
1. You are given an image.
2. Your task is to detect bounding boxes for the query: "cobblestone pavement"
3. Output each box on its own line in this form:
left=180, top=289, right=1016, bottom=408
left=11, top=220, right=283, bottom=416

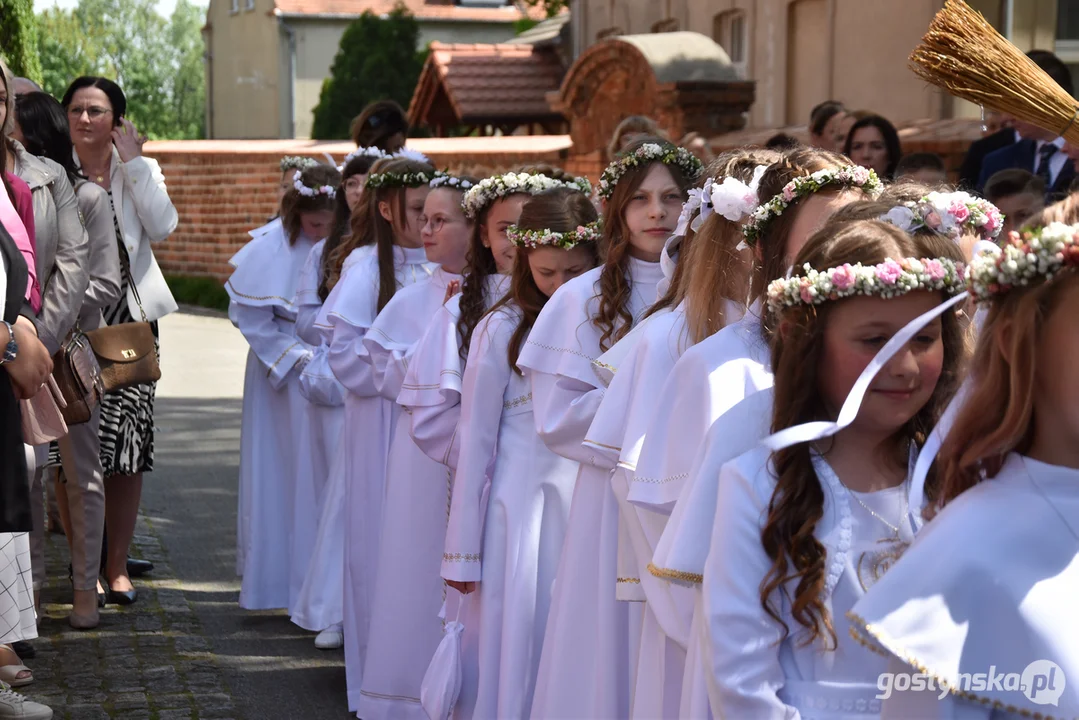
left=16, top=310, right=353, bottom=720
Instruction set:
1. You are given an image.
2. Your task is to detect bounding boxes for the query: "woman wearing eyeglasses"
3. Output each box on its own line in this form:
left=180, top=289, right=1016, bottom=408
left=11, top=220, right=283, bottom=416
left=61, top=76, right=179, bottom=607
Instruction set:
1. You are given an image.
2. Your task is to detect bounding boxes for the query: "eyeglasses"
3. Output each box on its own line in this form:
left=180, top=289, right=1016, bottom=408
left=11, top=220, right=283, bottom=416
left=67, top=106, right=112, bottom=120
left=424, top=216, right=453, bottom=234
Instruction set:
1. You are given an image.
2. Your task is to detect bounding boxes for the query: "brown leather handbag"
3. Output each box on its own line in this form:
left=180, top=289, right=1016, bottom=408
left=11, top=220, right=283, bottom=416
left=85, top=252, right=161, bottom=392
left=51, top=330, right=105, bottom=425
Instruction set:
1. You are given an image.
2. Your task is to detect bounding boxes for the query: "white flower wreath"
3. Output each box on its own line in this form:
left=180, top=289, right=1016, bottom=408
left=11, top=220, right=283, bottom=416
left=878, top=191, right=1004, bottom=243
left=967, top=222, right=1079, bottom=303
left=506, top=221, right=603, bottom=250
left=366, top=168, right=443, bottom=190
left=293, top=175, right=336, bottom=199
left=461, top=172, right=592, bottom=219
left=597, top=142, right=704, bottom=201
left=281, top=156, right=320, bottom=173
left=429, top=175, right=474, bottom=191
left=767, top=256, right=965, bottom=315
left=338, top=146, right=389, bottom=171
left=743, top=166, right=883, bottom=246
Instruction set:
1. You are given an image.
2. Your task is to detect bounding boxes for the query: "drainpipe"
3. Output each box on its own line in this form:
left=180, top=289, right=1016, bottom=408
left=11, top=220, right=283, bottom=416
left=1003, top=0, right=1014, bottom=40
left=202, top=24, right=214, bottom=139
left=278, top=16, right=297, bottom=139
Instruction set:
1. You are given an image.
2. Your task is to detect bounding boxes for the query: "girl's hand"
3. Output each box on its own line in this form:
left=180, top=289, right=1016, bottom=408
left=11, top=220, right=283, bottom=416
left=6, top=318, right=53, bottom=400
left=446, top=580, right=477, bottom=595
left=111, top=118, right=144, bottom=162
left=443, top=280, right=461, bottom=304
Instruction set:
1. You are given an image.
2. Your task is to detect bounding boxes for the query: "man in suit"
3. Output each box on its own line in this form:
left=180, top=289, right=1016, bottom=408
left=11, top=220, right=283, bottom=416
left=976, top=50, right=1077, bottom=202
left=958, top=112, right=1017, bottom=190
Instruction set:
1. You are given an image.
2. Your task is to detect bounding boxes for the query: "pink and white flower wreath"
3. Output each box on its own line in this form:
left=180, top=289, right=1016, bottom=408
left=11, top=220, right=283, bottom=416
left=766, top=256, right=965, bottom=314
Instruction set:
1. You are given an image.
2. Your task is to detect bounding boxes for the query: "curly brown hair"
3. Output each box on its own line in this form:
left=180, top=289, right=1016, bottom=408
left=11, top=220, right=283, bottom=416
left=761, top=218, right=967, bottom=648
left=488, top=187, right=600, bottom=373
left=594, top=136, right=697, bottom=351
left=280, top=164, right=341, bottom=246
left=323, top=156, right=434, bottom=311
left=350, top=100, right=408, bottom=152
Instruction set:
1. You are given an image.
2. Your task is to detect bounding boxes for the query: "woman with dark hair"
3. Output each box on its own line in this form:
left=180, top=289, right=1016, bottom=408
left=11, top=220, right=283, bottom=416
left=12, top=90, right=122, bottom=628
left=844, top=114, right=902, bottom=180
left=808, top=100, right=846, bottom=151
left=349, top=100, right=408, bottom=153
left=62, top=75, right=179, bottom=606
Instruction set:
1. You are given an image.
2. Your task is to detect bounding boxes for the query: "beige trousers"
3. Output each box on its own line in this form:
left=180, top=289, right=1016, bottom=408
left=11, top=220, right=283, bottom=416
left=29, top=407, right=106, bottom=592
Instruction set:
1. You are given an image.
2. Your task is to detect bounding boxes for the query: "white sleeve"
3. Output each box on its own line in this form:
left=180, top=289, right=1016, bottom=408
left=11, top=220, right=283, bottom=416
left=410, top=402, right=462, bottom=469
left=232, top=303, right=311, bottom=390
left=530, top=370, right=612, bottom=468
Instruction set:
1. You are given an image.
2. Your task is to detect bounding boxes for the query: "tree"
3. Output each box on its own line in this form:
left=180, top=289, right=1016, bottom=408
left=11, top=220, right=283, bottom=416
left=515, top=0, right=565, bottom=19
left=35, top=0, right=205, bottom=140
left=0, top=0, right=44, bottom=84
left=311, top=3, right=426, bottom=140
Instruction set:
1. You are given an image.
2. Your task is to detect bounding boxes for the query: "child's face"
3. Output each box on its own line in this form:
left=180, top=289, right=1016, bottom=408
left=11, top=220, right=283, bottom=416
left=344, top=174, right=366, bottom=212
left=483, top=195, right=527, bottom=274
left=783, top=190, right=861, bottom=266
left=380, top=186, right=431, bottom=248
left=623, top=163, right=682, bottom=260
left=300, top=209, right=335, bottom=241
left=996, top=192, right=1045, bottom=236
left=420, top=188, right=471, bottom=273
left=819, top=291, right=946, bottom=437
left=1031, top=277, right=1079, bottom=465
left=528, top=245, right=595, bottom=298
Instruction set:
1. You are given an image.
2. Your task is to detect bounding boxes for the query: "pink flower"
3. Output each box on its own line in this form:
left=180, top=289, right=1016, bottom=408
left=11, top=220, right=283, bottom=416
left=576, top=226, right=588, bottom=234
left=831, top=264, right=857, bottom=290
left=923, top=259, right=946, bottom=281
left=799, top=282, right=815, bottom=304
left=875, top=260, right=903, bottom=285
left=949, top=202, right=971, bottom=223
left=782, top=185, right=796, bottom=202
left=984, top=210, right=1001, bottom=232
left=923, top=211, right=943, bottom=230
left=851, top=167, right=870, bottom=184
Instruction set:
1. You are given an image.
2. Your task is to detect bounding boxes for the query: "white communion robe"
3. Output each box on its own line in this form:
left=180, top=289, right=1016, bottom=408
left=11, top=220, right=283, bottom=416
left=704, top=446, right=918, bottom=719
left=289, top=239, right=347, bottom=631
left=322, top=244, right=435, bottom=711
left=399, top=273, right=511, bottom=469
left=441, top=303, right=580, bottom=719
left=228, top=223, right=314, bottom=611
left=519, top=257, right=663, bottom=720
left=851, top=454, right=1079, bottom=720
left=585, top=298, right=745, bottom=719
left=357, top=267, right=465, bottom=720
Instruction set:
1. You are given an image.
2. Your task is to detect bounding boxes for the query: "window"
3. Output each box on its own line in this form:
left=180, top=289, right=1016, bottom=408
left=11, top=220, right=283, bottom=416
left=714, top=10, right=747, bottom=74
left=230, top=0, right=239, bottom=13
left=1058, top=0, right=1079, bottom=93
left=245, top=0, right=254, bottom=9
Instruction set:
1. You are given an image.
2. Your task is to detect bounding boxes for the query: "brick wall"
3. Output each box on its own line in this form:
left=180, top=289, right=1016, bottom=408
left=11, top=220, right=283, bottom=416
left=152, top=119, right=986, bottom=285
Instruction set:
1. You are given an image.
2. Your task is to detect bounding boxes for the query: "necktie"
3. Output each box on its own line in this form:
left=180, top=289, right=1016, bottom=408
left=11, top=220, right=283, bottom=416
left=1035, top=143, right=1057, bottom=191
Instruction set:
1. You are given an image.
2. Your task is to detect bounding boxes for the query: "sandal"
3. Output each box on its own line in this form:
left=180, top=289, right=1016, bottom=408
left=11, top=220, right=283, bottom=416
left=0, top=664, right=33, bottom=688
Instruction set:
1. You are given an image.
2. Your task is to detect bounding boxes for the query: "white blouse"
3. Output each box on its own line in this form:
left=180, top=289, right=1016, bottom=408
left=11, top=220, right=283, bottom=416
left=294, top=239, right=346, bottom=407
left=704, top=446, right=915, bottom=718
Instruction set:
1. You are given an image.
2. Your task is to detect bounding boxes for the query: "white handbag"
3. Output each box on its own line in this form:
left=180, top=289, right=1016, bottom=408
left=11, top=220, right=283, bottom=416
left=421, top=599, right=465, bottom=720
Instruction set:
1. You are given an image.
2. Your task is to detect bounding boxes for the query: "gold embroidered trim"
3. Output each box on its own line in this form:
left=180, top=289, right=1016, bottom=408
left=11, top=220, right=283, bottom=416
left=442, top=369, right=462, bottom=378
left=616, top=460, right=637, bottom=472
left=633, top=472, right=688, bottom=485
left=359, top=689, right=421, bottom=704
left=525, top=340, right=596, bottom=363
left=326, top=310, right=363, bottom=327
left=266, top=342, right=301, bottom=377
left=616, top=577, right=641, bottom=584
left=444, top=552, right=481, bottom=563
left=504, top=392, right=532, bottom=410
left=226, top=279, right=296, bottom=307
left=593, top=359, right=616, bottom=373
left=442, top=423, right=458, bottom=466
left=368, top=325, right=397, bottom=345
left=584, top=438, right=621, bottom=452
left=846, top=610, right=1062, bottom=718
left=647, top=562, right=703, bottom=584
left=400, top=381, right=441, bottom=390
left=846, top=624, right=890, bottom=658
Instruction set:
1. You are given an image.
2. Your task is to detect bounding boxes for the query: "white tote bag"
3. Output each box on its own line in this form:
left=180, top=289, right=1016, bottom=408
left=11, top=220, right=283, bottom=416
left=421, top=599, right=465, bottom=720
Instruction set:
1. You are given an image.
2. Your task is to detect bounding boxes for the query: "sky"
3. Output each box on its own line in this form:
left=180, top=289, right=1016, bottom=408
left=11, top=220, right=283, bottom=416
left=33, top=0, right=207, bottom=14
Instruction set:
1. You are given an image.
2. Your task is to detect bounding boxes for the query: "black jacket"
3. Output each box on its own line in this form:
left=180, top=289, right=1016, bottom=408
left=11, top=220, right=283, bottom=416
left=958, top=129, right=1016, bottom=191
left=977, top=139, right=1078, bottom=202
left=0, top=219, right=32, bottom=533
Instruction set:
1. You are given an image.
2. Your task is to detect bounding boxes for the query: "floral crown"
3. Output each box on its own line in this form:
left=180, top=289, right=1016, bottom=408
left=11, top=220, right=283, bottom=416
left=674, top=165, right=770, bottom=237
left=743, top=166, right=883, bottom=247
left=766, top=256, right=965, bottom=315
left=967, top=222, right=1079, bottom=303
left=461, top=172, right=592, bottom=219
left=597, top=142, right=704, bottom=201
left=281, top=156, right=319, bottom=173
left=365, top=168, right=443, bottom=190
left=879, top=191, right=1003, bottom=243
left=429, top=174, right=474, bottom=191
left=506, top=221, right=603, bottom=250
left=293, top=175, right=336, bottom=199
left=338, top=146, right=389, bottom=171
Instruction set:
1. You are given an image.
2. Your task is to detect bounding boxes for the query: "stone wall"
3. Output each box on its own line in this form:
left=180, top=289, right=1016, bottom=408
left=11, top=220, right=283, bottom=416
left=152, top=119, right=984, bottom=284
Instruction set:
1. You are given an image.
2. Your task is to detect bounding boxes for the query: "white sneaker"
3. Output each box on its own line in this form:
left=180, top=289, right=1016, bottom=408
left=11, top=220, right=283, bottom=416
left=314, top=625, right=344, bottom=650
left=0, top=683, right=53, bottom=720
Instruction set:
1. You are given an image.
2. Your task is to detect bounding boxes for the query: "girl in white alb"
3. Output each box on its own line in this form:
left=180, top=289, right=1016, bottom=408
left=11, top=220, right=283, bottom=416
left=229, top=164, right=339, bottom=611
left=355, top=172, right=474, bottom=720
left=317, top=156, right=438, bottom=712
left=850, top=222, right=1079, bottom=719
left=400, top=169, right=587, bottom=469
left=702, top=217, right=969, bottom=718
left=442, top=186, right=601, bottom=719
left=519, top=137, right=703, bottom=719
left=584, top=148, right=781, bottom=718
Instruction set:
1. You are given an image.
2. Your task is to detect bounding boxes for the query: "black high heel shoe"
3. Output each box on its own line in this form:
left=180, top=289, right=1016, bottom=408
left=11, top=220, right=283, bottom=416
left=106, top=582, right=138, bottom=606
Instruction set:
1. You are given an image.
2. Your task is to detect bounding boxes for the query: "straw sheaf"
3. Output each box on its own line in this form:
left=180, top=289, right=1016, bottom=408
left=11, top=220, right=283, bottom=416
left=909, top=0, right=1079, bottom=145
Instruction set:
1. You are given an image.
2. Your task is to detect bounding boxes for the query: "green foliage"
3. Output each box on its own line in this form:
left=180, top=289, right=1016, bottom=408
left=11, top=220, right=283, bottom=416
left=0, top=0, right=44, bottom=84
left=518, top=0, right=565, bottom=19
left=164, top=275, right=230, bottom=313
left=513, top=17, right=540, bottom=35
left=310, top=3, right=426, bottom=140
left=36, top=0, right=206, bottom=140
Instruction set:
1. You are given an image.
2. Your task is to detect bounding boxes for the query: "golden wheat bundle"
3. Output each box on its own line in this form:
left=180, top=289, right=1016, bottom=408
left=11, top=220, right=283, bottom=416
left=909, top=0, right=1079, bottom=145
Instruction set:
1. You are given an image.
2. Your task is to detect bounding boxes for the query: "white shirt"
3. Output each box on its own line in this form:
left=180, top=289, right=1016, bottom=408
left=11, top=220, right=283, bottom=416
left=1033, top=137, right=1068, bottom=187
